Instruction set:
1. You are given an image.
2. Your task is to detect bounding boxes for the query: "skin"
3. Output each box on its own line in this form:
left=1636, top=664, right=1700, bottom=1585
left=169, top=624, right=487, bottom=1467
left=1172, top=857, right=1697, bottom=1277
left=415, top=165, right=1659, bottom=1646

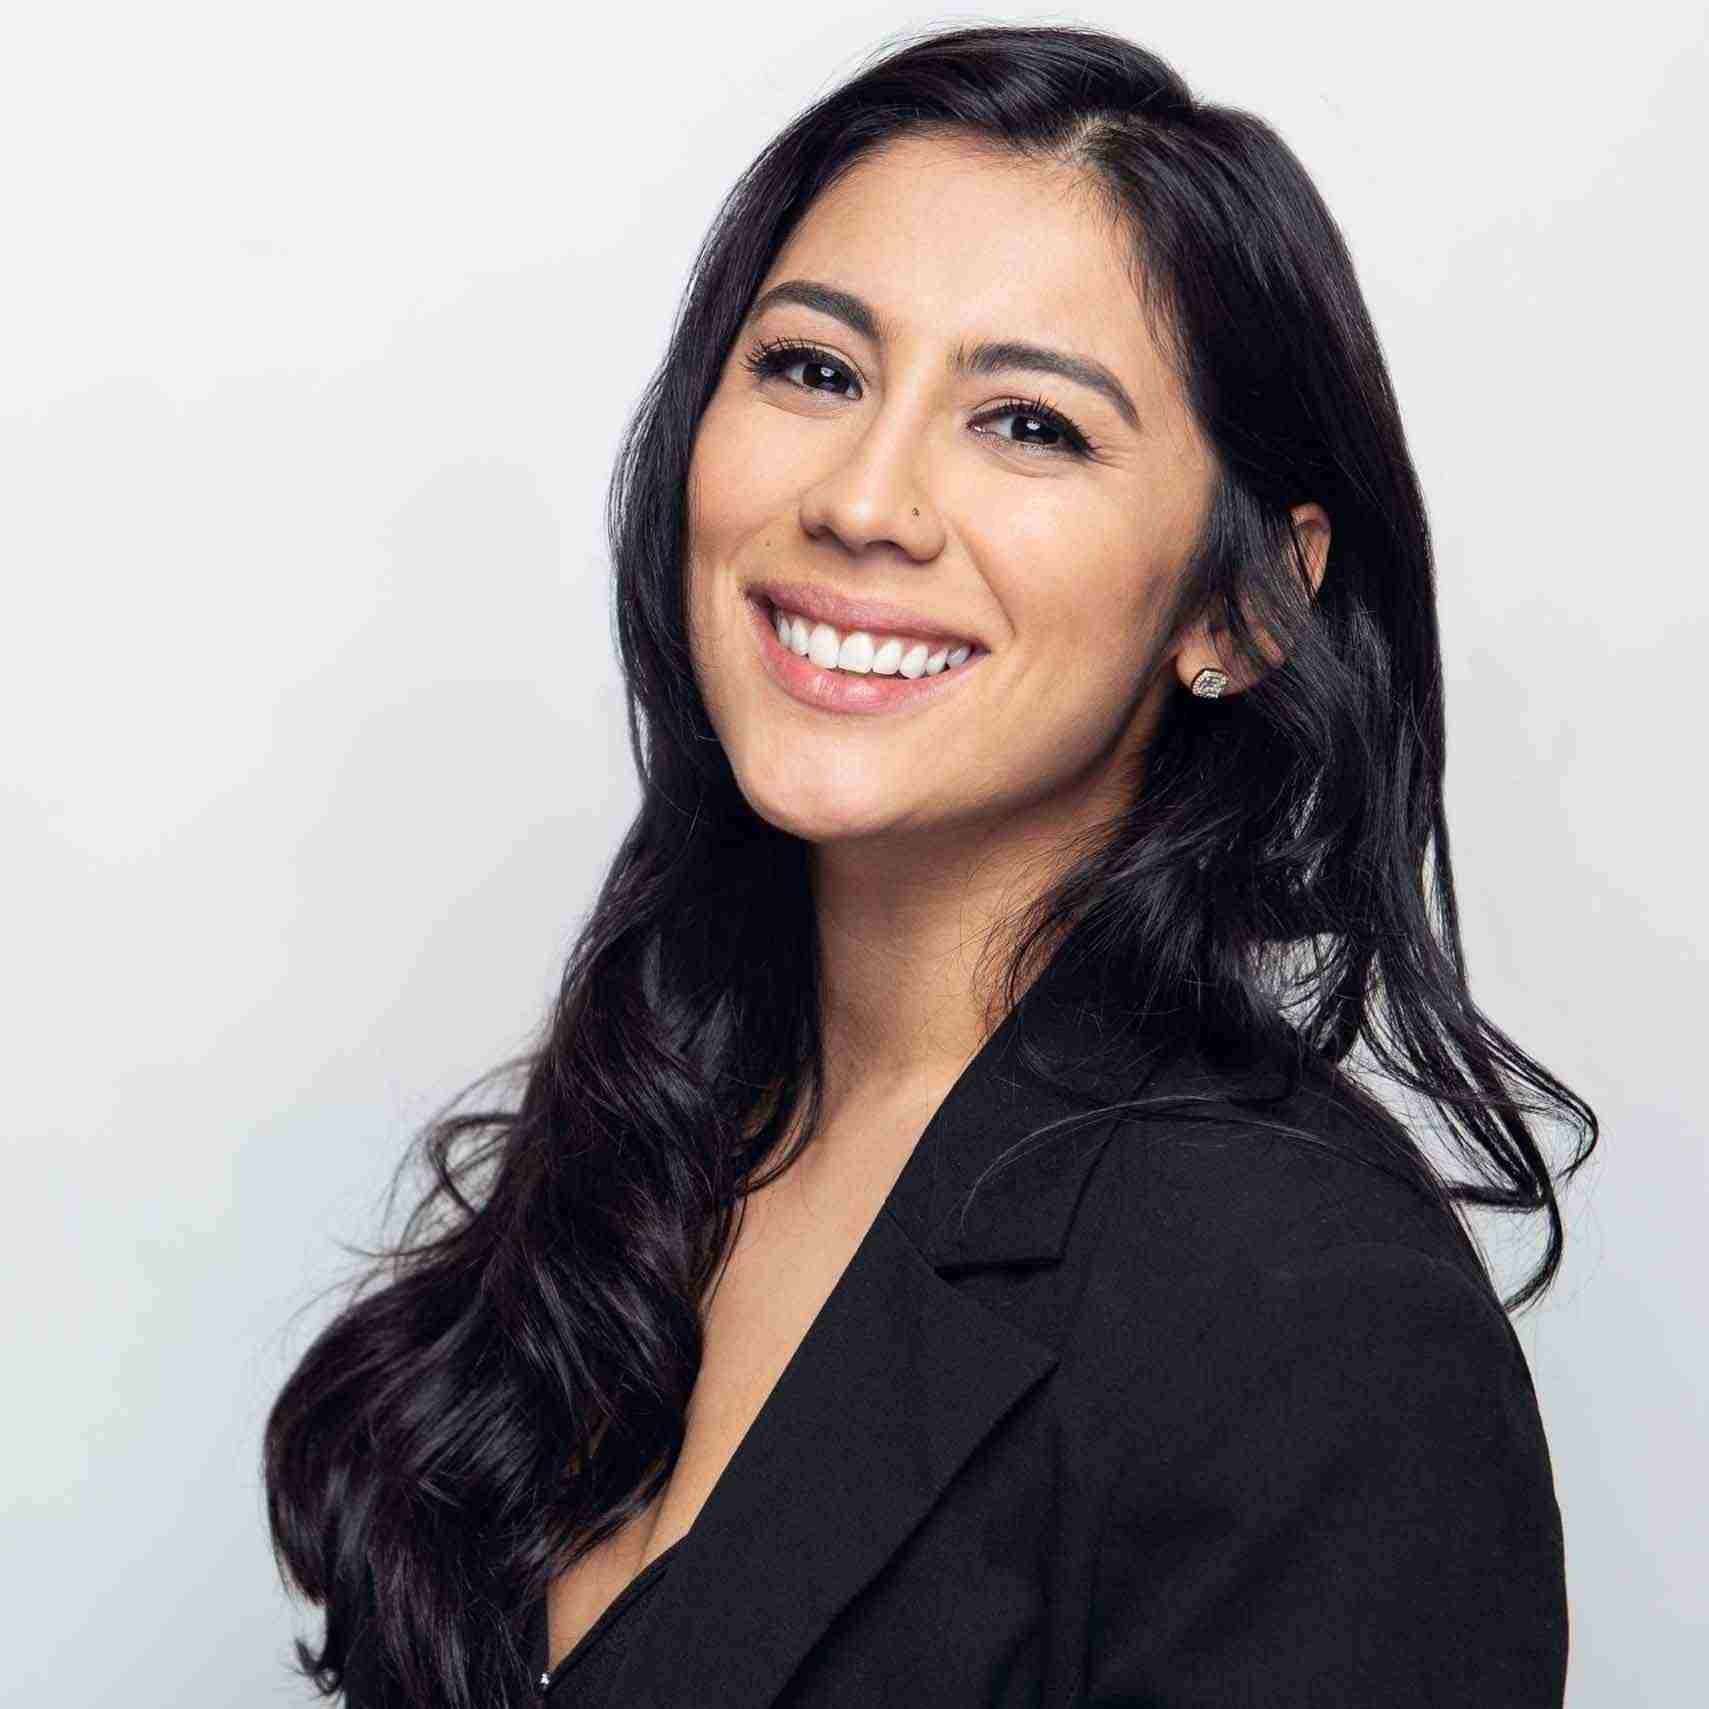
left=685, top=133, right=1329, bottom=1174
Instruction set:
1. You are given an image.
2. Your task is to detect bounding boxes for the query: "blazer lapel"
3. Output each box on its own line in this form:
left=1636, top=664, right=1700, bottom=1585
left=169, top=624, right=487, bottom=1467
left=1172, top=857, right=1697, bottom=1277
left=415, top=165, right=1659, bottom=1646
left=608, top=943, right=1282, bottom=1709
left=608, top=1206, right=1062, bottom=1709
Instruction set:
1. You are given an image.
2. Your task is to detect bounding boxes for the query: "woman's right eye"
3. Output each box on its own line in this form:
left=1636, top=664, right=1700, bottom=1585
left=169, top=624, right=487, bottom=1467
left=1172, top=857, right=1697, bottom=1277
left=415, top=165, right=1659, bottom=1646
left=740, top=337, right=862, bottom=399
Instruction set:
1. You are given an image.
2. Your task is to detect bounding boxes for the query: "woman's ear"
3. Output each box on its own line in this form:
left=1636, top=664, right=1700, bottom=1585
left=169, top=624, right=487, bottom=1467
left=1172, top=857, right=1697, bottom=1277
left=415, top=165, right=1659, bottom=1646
left=1174, top=503, right=1331, bottom=697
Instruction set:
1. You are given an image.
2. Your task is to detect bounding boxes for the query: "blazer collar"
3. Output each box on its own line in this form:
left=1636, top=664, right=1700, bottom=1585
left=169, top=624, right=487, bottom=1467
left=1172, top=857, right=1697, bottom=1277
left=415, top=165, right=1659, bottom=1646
left=884, top=935, right=1181, bottom=1271
left=604, top=939, right=1292, bottom=1709
left=887, top=933, right=1295, bottom=1271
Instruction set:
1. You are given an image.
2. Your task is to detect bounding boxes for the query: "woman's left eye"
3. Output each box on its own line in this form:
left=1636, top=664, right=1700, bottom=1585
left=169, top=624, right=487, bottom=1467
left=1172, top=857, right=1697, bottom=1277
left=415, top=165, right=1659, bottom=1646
left=970, top=398, right=1095, bottom=459
left=738, top=337, right=1096, bottom=459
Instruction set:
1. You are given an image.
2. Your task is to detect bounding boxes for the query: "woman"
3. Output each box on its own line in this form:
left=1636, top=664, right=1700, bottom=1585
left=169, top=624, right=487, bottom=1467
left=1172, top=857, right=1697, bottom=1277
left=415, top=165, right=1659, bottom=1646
left=266, top=22, right=1597, bottom=1708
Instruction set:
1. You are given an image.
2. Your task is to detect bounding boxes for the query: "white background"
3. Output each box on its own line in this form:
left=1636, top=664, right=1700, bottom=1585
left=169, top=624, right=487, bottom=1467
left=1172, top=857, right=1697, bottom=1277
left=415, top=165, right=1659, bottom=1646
left=4, top=4, right=1703, bottom=1703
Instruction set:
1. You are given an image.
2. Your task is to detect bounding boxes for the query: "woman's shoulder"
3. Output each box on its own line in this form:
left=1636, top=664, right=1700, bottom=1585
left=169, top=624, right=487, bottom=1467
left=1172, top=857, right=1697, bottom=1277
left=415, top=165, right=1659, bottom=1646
left=1093, top=1038, right=1497, bottom=1299
left=1072, top=1039, right=1550, bottom=1493
left=1066, top=1036, right=1530, bottom=1411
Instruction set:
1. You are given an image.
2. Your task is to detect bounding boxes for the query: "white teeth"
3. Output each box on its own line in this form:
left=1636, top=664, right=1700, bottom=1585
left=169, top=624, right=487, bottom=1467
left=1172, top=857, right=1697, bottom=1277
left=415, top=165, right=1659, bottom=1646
left=769, top=603, right=977, bottom=677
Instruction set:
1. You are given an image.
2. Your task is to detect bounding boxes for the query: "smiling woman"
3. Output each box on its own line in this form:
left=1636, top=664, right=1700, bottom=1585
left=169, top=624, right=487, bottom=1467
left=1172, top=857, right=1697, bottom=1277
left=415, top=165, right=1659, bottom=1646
left=264, top=21, right=1596, bottom=1709
left=684, top=133, right=1296, bottom=837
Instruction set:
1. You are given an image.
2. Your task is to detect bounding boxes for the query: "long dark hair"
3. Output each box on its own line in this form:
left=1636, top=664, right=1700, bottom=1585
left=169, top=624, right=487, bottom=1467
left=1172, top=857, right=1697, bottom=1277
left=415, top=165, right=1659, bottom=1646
left=264, top=22, right=1597, bottom=1706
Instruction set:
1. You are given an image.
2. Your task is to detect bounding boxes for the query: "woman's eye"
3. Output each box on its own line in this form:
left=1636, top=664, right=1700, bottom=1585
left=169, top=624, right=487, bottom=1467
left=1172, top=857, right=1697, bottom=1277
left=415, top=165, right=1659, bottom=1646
left=741, top=339, right=860, bottom=398
left=739, top=338, right=1094, bottom=458
left=969, top=405, right=1088, bottom=457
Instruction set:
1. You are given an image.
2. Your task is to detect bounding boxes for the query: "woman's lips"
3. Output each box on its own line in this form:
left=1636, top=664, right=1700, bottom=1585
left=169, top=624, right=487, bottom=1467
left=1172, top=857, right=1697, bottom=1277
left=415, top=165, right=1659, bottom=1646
left=744, top=593, right=987, bottom=717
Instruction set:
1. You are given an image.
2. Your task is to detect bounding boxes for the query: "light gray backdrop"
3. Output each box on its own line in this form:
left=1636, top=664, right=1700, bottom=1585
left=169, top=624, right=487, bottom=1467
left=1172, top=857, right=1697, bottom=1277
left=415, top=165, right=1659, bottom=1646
left=4, top=4, right=1702, bottom=1704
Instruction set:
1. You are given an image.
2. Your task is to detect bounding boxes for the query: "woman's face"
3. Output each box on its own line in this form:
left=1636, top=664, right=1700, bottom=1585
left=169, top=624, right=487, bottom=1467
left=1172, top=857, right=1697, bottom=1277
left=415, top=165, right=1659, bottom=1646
left=685, top=134, right=1221, bottom=851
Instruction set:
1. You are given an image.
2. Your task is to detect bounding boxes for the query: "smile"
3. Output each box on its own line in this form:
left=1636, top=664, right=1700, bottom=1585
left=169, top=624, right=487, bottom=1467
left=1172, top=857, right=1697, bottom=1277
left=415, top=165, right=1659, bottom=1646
left=744, top=593, right=988, bottom=716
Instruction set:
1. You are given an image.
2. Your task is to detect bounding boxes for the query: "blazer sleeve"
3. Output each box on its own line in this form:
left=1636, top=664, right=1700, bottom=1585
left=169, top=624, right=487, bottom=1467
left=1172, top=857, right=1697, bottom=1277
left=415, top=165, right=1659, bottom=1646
left=1084, top=1240, right=1568, bottom=1707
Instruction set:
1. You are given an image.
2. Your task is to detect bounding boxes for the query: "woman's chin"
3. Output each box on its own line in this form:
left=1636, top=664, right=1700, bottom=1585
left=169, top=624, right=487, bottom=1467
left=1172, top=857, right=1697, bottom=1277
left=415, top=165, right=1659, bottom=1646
left=732, top=763, right=944, bottom=845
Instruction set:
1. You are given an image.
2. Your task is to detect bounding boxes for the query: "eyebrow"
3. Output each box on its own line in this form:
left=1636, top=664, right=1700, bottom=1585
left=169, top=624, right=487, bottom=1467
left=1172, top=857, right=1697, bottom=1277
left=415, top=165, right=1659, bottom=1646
left=743, top=277, right=1143, bottom=434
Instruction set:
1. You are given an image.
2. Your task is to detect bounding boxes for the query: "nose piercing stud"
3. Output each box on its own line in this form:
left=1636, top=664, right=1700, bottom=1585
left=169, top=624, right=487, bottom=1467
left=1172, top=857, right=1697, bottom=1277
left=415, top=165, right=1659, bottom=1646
left=1190, top=667, right=1229, bottom=699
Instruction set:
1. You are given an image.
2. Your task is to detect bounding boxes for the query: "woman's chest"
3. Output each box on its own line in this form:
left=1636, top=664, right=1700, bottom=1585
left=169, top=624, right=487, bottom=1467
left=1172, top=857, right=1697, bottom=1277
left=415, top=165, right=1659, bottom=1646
left=545, top=1119, right=927, bottom=1668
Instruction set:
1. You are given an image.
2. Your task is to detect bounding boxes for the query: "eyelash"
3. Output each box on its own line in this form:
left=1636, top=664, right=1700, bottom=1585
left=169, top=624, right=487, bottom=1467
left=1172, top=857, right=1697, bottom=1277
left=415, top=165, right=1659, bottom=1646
left=739, top=336, right=1099, bottom=460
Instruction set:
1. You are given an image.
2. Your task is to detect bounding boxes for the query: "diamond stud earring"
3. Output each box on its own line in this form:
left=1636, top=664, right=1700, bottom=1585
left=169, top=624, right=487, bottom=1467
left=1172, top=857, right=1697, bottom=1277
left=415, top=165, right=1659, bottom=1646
left=1190, top=667, right=1229, bottom=699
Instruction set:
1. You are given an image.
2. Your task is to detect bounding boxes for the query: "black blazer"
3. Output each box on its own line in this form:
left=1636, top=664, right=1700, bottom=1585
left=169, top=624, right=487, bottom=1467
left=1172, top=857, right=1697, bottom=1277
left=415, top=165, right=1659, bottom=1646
left=345, top=952, right=1568, bottom=1707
